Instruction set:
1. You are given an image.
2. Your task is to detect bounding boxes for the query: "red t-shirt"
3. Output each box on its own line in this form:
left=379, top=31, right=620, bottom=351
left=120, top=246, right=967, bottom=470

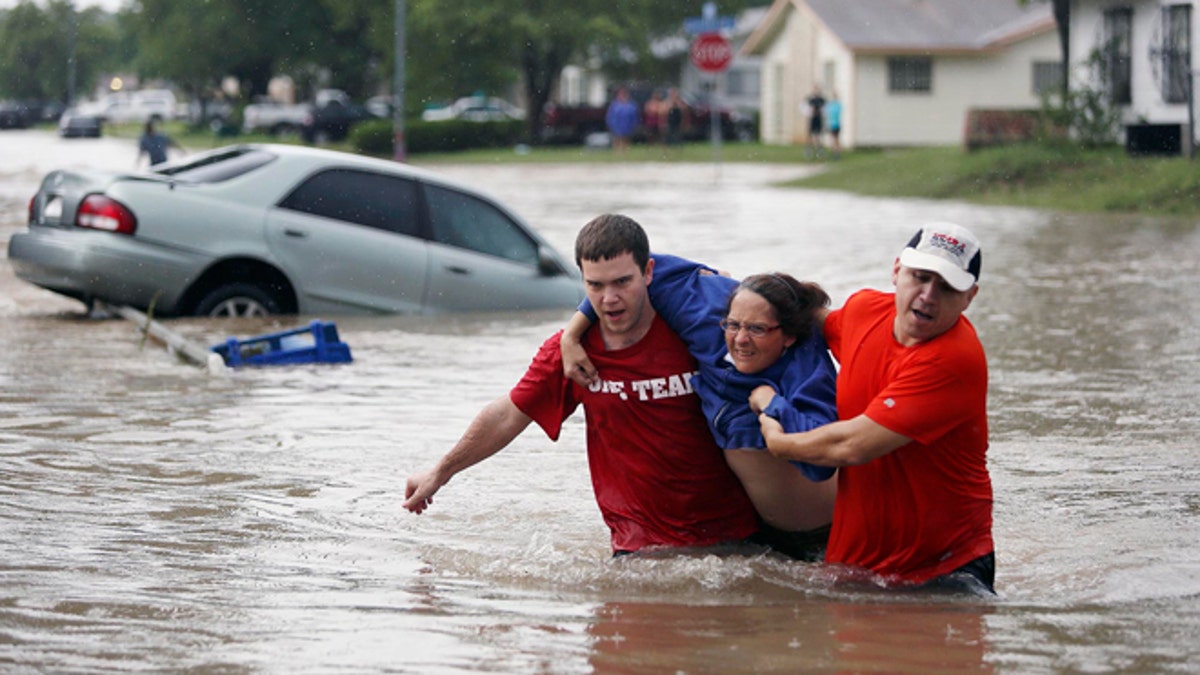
left=823, top=289, right=993, bottom=584
left=510, top=316, right=757, bottom=553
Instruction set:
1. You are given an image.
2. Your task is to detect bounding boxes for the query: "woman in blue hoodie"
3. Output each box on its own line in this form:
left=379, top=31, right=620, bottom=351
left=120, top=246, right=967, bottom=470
left=562, top=253, right=837, bottom=560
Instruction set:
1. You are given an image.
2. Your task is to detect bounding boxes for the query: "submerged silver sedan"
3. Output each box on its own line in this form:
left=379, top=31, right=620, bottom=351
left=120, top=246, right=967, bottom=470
left=9, top=144, right=583, bottom=317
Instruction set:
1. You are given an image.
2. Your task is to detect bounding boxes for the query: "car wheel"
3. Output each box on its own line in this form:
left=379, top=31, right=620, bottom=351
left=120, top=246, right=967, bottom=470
left=194, top=283, right=282, bottom=318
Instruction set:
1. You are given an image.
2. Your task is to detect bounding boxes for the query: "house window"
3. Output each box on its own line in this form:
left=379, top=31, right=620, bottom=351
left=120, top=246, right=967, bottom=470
left=1162, top=4, right=1193, bottom=104
left=1033, top=61, right=1065, bottom=95
left=888, top=57, right=932, bottom=93
left=1103, top=7, right=1133, bottom=104
left=726, top=68, right=759, bottom=98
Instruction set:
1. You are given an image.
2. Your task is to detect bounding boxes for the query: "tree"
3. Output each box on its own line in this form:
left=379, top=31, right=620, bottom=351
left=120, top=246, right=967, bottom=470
left=397, top=1, right=762, bottom=142
left=131, top=0, right=322, bottom=102
left=12, top=0, right=763, bottom=140
left=128, top=0, right=235, bottom=106
left=0, top=0, right=121, bottom=103
left=129, top=0, right=387, bottom=106
left=1041, top=47, right=1121, bottom=148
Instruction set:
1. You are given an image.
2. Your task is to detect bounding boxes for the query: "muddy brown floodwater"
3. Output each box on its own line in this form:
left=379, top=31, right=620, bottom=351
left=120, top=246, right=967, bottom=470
left=1, top=129, right=1199, bottom=672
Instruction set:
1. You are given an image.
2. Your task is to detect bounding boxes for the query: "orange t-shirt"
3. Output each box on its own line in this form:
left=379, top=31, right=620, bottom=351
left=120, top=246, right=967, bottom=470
left=823, top=289, right=993, bottom=585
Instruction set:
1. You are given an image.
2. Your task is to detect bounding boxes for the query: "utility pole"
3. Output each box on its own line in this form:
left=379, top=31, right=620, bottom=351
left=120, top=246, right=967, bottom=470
left=393, top=0, right=407, bottom=162
left=67, top=2, right=78, bottom=106
left=1188, top=68, right=1195, bottom=160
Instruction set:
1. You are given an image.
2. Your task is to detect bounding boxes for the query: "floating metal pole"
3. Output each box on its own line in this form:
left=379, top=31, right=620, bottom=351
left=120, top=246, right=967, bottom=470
left=99, top=302, right=226, bottom=371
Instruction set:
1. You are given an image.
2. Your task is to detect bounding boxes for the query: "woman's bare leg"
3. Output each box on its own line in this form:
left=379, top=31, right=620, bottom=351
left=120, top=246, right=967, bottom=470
left=725, top=449, right=835, bottom=532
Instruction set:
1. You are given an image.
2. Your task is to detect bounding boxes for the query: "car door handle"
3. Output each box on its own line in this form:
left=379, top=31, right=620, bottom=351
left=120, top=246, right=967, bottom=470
left=444, top=265, right=471, bottom=275
left=283, top=228, right=307, bottom=238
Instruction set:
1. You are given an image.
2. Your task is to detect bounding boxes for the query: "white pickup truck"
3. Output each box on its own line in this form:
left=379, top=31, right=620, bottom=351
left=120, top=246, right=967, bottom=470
left=75, top=89, right=179, bottom=124
left=242, top=89, right=348, bottom=135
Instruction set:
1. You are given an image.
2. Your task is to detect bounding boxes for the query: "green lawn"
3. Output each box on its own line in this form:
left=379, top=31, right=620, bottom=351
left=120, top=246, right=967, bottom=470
left=789, top=144, right=1200, bottom=216
left=414, top=140, right=1200, bottom=217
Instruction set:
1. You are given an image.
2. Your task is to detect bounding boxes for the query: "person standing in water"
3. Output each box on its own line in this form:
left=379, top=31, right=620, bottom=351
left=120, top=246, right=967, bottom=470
left=405, top=215, right=758, bottom=555
left=754, top=223, right=995, bottom=593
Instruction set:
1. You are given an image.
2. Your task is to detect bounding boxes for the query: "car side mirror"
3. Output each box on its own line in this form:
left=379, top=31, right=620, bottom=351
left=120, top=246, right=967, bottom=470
left=537, top=245, right=567, bottom=277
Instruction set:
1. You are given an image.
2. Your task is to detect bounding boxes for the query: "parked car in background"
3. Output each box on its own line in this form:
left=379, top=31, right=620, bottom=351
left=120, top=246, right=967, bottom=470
left=75, top=89, right=179, bottom=124
left=0, top=100, right=33, bottom=129
left=57, top=107, right=103, bottom=138
left=9, top=143, right=582, bottom=318
left=421, top=95, right=525, bottom=122
left=242, top=97, right=310, bottom=135
left=365, top=95, right=394, bottom=119
left=2, top=100, right=66, bottom=126
left=300, top=99, right=377, bottom=144
left=34, top=100, right=67, bottom=123
left=243, top=89, right=350, bottom=135
left=182, top=98, right=234, bottom=129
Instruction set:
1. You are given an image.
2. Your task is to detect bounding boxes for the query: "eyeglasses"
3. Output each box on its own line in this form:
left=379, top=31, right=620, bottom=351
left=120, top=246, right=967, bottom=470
left=719, top=319, right=781, bottom=338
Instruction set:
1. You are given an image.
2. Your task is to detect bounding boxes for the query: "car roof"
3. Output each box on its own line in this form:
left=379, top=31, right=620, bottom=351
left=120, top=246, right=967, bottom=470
left=248, top=143, right=496, bottom=195
left=176, top=143, right=524, bottom=220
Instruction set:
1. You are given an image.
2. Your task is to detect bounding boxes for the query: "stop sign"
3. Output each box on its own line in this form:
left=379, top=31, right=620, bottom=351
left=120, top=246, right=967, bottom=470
left=690, top=32, right=733, bottom=73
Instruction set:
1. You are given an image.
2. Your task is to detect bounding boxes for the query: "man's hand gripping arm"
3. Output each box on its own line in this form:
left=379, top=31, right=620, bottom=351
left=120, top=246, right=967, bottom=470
left=561, top=311, right=597, bottom=387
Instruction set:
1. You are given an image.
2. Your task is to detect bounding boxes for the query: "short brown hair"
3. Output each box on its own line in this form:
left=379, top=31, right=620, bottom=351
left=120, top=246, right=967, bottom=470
left=574, top=214, right=650, bottom=270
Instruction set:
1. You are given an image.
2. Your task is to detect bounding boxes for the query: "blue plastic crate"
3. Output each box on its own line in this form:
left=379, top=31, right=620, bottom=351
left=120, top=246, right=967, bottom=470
left=211, top=320, right=352, bottom=367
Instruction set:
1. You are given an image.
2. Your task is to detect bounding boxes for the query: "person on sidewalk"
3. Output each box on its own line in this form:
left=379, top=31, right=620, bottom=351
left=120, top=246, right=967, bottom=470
left=605, top=87, right=639, bottom=153
left=136, top=119, right=183, bottom=168
left=825, top=91, right=842, bottom=158
left=805, top=86, right=826, bottom=159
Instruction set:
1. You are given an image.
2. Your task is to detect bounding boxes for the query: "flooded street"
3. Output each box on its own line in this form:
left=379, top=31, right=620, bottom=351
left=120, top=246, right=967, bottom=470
left=2, top=129, right=1199, bottom=673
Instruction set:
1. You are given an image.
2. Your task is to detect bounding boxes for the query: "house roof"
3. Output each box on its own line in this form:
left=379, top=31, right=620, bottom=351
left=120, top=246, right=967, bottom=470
left=743, top=0, right=1056, bottom=56
left=735, top=6, right=771, bottom=37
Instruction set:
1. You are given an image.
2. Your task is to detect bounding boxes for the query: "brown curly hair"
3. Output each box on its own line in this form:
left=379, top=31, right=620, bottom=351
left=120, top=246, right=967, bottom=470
left=726, top=273, right=830, bottom=342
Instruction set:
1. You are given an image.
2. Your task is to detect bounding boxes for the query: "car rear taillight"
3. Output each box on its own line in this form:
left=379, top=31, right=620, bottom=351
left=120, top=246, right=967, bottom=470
left=28, top=196, right=34, bottom=223
left=76, top=194, right=137, bottom=235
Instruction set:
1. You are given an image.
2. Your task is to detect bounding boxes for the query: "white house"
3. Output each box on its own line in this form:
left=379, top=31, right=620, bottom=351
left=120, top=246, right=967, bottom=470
left=1069, top=0, right=1197, bottom=153
left=742, top=0, right=1061, bottom=148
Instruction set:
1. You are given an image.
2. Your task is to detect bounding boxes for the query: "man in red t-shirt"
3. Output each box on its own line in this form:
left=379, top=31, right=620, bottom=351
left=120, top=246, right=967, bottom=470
left=751, top=222, right=994, bottom=592
left=404, top=214, right=757, bottom=553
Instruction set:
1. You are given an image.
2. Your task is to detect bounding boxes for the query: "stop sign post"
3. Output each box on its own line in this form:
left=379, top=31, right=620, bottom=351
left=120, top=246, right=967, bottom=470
left=690, top=32, right=732, bottom=73
left=689, top=32, right=732, bottom=164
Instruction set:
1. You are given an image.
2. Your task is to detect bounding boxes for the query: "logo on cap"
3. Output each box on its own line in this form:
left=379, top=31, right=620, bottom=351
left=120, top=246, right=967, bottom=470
left=929, top=233, right=968, bottom=262
left=899, top=222, right=982, bottom=292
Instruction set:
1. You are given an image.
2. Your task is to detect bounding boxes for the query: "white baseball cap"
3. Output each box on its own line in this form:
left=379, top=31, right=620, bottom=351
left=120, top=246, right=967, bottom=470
left=898, top=222, right=982, bottom=292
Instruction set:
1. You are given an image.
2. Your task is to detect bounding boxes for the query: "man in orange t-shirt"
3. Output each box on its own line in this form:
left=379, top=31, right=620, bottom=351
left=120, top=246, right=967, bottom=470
left=751, top=222, right=994, bottom=593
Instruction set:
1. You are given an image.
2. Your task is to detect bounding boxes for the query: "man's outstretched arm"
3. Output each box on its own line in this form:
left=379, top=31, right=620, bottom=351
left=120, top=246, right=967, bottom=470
left=404, top=395, right=533, bottom=513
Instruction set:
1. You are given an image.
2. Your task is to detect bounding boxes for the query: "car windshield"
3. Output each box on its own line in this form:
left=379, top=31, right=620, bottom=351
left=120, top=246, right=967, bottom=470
left=155, top=148, right=277, bottom=183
